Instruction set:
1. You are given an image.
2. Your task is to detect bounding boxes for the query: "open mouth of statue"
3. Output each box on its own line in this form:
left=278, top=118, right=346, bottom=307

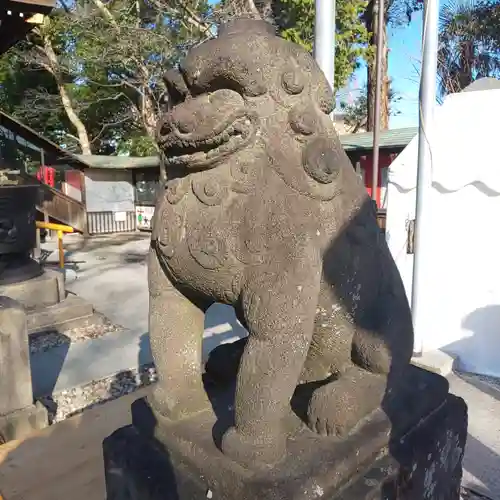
left=164, top=115, right=254, bottom=168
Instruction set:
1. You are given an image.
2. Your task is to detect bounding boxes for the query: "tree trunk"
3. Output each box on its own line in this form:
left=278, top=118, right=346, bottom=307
left=42, top=34, right=92, bottom=154
left=91, top=0, right=119, bottom=27
left=366, top=0, right=390, bottom=132
left=142, top=92, right=165, bottom=183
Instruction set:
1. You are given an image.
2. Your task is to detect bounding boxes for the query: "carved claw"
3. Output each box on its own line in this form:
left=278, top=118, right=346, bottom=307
left=221, top=426, right=286, bottom=470
left=307, top=383, right=351, bottom=437
left=307, top=368, right=386, bottom=437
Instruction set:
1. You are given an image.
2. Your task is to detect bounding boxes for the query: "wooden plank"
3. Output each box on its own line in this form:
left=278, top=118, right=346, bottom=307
left=0, top=387, right=151, bottom=500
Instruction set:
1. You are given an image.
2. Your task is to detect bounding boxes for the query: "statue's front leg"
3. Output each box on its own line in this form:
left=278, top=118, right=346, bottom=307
left=221, top=254, right=321, bottom=470
left=148, top=245, right=211, bottom=421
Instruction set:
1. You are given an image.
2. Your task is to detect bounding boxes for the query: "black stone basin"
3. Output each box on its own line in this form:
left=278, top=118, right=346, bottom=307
left=0, top=182, right=43, bottom=285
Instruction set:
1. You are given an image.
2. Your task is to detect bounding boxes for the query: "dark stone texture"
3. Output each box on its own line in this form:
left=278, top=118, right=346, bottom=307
left=103, top=366, right=467, bottom=500
left=0, top=184, right=38, bottom=255
left=0, top=184, right=42, bottom=285
left=0, top=254, right=43, bottom=287
left=149, top=15, right=414, bottom=470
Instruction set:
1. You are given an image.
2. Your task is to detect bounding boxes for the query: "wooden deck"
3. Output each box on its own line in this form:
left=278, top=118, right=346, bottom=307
left=0, top=387, right=151, bottom=500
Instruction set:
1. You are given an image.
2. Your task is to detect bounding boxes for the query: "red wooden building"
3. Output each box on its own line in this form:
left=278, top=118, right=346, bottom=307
left=341, top=127, right=416, bottom=208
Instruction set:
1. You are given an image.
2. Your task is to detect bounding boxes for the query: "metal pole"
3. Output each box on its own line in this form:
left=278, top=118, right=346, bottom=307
left=314, top=0, right=336, bottom=115
left=371, top=0, right=385, bottom=206
left=411, top=0, right=439, bottom=356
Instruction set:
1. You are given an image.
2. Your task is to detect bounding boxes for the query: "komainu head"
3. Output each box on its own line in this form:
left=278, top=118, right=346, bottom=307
left=157, top=17, right=341, bottom=181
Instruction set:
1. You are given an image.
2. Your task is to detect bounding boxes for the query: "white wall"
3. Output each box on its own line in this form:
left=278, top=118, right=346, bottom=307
left=85, top=168, right=135, bottom=213
left=386, top=88, right=500, bottom=377
left=62, top=182, right=82, bottom=202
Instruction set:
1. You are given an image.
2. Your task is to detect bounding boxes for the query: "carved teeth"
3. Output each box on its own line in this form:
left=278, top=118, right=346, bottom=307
left=165, top=115, right=252, bottom=164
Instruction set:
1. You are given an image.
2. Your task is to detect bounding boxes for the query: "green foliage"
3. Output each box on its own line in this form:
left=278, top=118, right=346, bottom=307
left=0, top=0, right=213, bottom=155
left=438, top=0, right=500, bottom=99
left=275, top=0, right=370, bottom=91
left=0, top=0, right=430, bottom=158
left=339, top=80, right=401, bottom=132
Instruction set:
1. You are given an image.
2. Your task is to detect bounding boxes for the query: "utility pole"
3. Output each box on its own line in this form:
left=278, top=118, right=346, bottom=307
left=314, top=0, right=336, bottom=118
left=371, top=0, right=385, bottom=206
left=411, top=0, right=440, bottom=355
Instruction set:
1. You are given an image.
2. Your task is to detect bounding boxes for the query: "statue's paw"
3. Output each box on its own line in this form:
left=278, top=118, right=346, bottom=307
left=307, top=370, right=386, bottom=437
left=150, top=384, right=211, bottom=421
left=221, top=426, right=286, bottom=470
left=307, top=383, right=352, bottom=437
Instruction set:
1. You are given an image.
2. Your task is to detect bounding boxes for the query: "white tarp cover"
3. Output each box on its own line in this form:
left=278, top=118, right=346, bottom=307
left=386, top=86, right=500, bottom=377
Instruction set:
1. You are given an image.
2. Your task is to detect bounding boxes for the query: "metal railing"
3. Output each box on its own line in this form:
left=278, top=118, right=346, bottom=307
left=35, top=221, right=74, bottom=270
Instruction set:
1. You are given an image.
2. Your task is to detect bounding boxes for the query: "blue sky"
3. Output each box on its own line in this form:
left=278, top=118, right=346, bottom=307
left=337, top=11, right=423, bottom=128
left=387, top=12, right=423, bottom=127
left=208, top=1, right=423, bottom=129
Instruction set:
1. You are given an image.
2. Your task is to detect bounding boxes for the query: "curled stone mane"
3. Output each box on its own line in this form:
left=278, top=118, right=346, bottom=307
left=219, top=17, right=276, bottom=36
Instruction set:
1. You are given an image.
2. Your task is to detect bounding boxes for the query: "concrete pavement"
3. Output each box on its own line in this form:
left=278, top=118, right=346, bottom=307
left=31, top=232, right=247, bottom=396
left=450, top=373, right=500, bottom=499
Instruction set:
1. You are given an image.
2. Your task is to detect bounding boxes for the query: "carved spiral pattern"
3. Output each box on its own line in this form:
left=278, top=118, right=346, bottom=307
left=192, top=177, right=228, bottom=206
left=302, top=137, right=341, bottom=184
left=230, top=156, right=262, bottom=194
left=0, top=218, right=17, bottom=242
left=289, top=104, right=319, bottom=136
left=158, top=212, right=183, bottom=258
left=166, top=178, right=189, bottom=205
left=281, top=69, right=305, bottom=95
left=188, top=226, right=229, bottom=270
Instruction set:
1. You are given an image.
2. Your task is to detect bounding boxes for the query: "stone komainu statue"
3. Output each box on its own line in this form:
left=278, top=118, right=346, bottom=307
left=148, top=17, right=414, bottom=470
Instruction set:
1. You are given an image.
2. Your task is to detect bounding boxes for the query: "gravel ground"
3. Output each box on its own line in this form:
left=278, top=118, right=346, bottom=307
left=464, top=372, right=500, bottom=390
left=29, top=318, right=124, bottom=354
left=39, top=363, right=157, bottom=423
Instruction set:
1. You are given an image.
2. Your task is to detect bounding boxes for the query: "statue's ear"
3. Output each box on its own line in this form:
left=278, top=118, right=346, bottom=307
left=302, top=137, right=342, bottom=184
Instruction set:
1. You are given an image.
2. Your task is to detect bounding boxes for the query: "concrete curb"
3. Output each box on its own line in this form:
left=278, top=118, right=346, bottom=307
left=31, top=328, right=152, bottom=398
left=411, top=350, right=456, bottom=377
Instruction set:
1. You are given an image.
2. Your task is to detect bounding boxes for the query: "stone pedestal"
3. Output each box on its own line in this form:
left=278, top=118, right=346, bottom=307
left=0, top=268, right=65, bottom=309
left=0, top=268, right=96, bottom=335
left=103, top=366, right=467, bottom=500
left=0, top=296, right=48, bottom=442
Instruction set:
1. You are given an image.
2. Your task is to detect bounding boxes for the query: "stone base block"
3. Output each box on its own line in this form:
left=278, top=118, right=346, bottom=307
left=411, top=350, right=456, bottom=376
left=0, top=269, right=65, bottom=309
left=103, top=366, right=467, bottom=500
left=0, top=401, right=48, bottom=443
left=27, top=293, right=94, bottom=334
